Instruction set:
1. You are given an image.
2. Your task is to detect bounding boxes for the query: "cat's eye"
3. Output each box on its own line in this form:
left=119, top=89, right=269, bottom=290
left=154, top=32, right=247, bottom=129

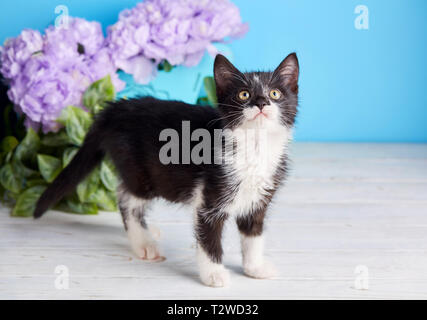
left=269, top=89, right=282, bottom=100
left=238, top=90, right=250, bottom=101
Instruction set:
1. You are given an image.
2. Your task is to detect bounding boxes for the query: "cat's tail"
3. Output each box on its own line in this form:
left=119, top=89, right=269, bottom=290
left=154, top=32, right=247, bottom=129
left=33, top=124, right=106, bottom=219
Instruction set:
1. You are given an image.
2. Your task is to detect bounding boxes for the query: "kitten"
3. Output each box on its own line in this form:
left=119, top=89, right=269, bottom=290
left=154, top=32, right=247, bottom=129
left=34, top=53, right=299, bottom=287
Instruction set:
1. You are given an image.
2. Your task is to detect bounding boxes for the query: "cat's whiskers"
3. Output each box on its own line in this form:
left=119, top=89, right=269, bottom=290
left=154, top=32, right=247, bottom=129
left=230, top=98, right=248, bottom=108
left=216, top=102, right=244, bottom=110
left=224, top=114, right=245, bottom=129
left=217, top=101, right=244, bottom=107
left=207, top=111, right=243, bottom=126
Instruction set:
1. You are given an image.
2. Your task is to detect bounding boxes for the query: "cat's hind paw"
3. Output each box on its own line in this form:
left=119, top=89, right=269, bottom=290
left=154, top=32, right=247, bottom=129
left=132, top=241, right=165, bottom=262
left=243, top=261, right=278, bottom=279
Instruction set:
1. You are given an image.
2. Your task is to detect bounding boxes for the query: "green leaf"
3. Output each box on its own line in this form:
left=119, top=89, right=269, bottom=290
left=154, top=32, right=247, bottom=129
left=65, top=198, right=98, bottom=215
left=12, top=185, right=47, bottom=217
left=41, top=130, right=71, bottom=147
left=11, top=159, right=40, bottom=180
left=58, top=106, right=93, bottom=146
left=37, top=154, right=62, bottom=183
left=12, top=128, right=41, bottom=178
left=82, top=75, right=115, bottom=113
left=1, top=136, right=19, bottom=153
left=62, top=147, right=79, bottom=167
left=83, top=90, right=97, bottom=110
left=163, top=60, right=173, bottom=72
left=14, top=128, right=40, bottom=162
left=203, top=76, right=218, bottom=105
left=0, top=163, right=21, bottom=193
left=89, top=187, right=117, bottom=211
left=5, top=151, right=13, bottom=163
left=26, top=178, right=47, bottom=188
left=100, top=159, right=118, bottom=191
left=76, top=168, right=99, bottom=203
left=3, top=189, right=20, bottom=205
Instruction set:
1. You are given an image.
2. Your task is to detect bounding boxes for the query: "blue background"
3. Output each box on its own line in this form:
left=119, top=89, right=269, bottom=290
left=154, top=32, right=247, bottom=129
left=0, top=0, right=426, bottom=142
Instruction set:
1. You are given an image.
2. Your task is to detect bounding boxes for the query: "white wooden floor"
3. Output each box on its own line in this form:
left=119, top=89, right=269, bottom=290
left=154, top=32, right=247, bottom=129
left=1, top=143, right=427, bottom=300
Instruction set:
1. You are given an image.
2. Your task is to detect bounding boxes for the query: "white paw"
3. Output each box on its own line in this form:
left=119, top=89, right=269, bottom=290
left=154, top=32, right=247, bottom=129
left=200, top=266, right=230, bottom=288
left=132, top=241, right=165, bottom=262
left=244, top=261, right=278, bottom=279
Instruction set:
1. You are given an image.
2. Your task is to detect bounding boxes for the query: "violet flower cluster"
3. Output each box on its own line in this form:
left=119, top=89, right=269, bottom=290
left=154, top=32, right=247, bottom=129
left=107, top=0, right=248, bottom=84
left=0, top=1, right=247, bottom=133
left=0, top=18, right=125, bottom=133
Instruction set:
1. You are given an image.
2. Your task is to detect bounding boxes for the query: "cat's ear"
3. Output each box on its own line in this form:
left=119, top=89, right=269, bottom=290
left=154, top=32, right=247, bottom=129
left=273, top=53, right=299, bottom=94
left=214, top=54, right=242, bottom=99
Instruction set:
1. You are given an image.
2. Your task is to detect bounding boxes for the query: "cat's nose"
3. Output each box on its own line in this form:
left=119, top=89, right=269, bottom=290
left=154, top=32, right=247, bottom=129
left=254, top=98, right=268, bottom=110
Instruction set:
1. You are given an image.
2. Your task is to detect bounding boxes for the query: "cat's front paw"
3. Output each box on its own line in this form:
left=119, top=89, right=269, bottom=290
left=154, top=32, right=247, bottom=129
left=243, top=261, right=278, bottom=279
left=200, top=266, right=230, bottom=287
left=132, top=241, right=165, bottom=262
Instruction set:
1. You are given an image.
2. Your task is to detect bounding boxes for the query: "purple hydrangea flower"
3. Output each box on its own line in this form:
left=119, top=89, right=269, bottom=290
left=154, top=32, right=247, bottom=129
left=107, top=0, right=248, bottom=84
left=14, top=55, right=81, bottom=132
left=0, top=18, right=125, bottom=133
left=44, top=17, right=105, bottom=63
left=0, top=29, right=43, bottom=80
left=88, top=47, right=126, bottom=92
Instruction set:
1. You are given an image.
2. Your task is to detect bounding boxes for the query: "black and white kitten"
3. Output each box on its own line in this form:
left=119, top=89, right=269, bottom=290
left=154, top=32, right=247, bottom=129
left=34, top=53, right=299, bottom=287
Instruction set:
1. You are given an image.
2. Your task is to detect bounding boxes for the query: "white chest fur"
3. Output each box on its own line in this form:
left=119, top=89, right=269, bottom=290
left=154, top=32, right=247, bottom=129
left=223, top=122, right=291, bottom=217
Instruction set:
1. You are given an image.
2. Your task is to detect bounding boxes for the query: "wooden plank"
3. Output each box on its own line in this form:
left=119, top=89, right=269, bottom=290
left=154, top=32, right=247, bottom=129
left=2, top=211, right=427, bottom=249
left=290, top=158, right=427, bottom=182
left=289, top=143, right=427, bottom=159
left=276, top=180, right=427, bottom=204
